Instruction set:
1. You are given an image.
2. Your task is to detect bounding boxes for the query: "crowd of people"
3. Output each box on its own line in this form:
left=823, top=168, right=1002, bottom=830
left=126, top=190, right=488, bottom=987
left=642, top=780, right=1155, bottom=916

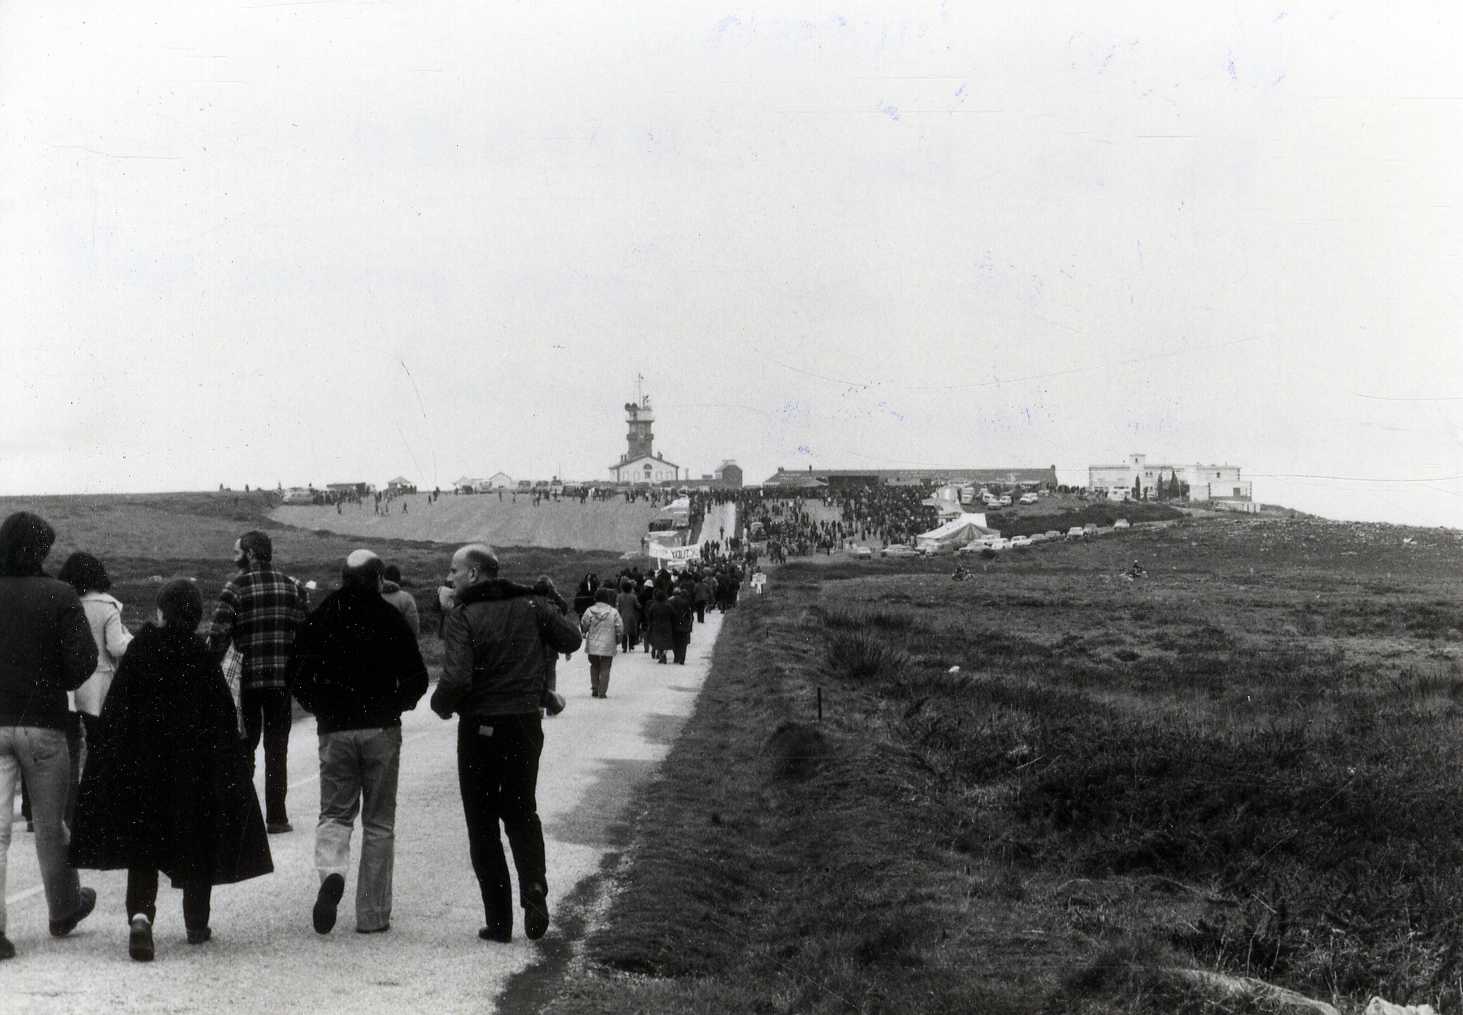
left=684, top=486, right=941, bottom=561
left=0, top=510, right=768, bottom=963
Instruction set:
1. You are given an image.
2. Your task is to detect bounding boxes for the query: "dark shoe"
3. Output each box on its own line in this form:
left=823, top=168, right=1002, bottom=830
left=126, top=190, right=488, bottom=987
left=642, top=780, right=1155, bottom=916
left=266, top=820, right=293, bottom=835
left=313, top=873, right=345, bottom=934
left=49, top=887, right=97, bottom=938
left=356, top=924, right=389, bottom=934
left=0, top=933, right=15, bottom=960
left=523, top=885, right=549, bottom=941
left=478, top=926, right=511, bottom=943
left=186, top=926, right=212, bottom=945
left=129, top=915, right=154, bottom=962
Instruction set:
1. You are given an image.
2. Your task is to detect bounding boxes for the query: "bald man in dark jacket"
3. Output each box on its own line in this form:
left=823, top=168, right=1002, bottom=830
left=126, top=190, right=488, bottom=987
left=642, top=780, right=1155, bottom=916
left=431, top=543, right=580, bottom=944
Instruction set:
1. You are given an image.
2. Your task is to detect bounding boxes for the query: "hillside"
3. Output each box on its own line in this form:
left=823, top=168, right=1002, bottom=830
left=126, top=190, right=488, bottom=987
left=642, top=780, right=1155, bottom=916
left=542, top=512, right=1463, bottom=1015
left=271, top=493, right=661, bottom=553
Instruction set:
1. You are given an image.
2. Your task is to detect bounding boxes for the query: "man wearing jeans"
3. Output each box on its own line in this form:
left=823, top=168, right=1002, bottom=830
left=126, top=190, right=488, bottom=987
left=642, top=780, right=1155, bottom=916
left=431, top=543, right=580, bottom=943
left=0, top=511, right=99, bottom=959
left=208, top=530, right=308, bottom=834
left=287, top=550, right=427, bottom=934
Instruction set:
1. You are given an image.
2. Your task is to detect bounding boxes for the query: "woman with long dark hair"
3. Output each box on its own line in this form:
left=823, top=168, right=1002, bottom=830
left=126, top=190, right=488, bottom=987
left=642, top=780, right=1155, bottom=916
left=70, top=580, right=272, bottom=961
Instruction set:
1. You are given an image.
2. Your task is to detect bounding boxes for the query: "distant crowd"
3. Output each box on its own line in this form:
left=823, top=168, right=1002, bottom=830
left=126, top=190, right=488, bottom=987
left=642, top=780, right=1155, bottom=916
left=686, top=486, right=941, bottom=561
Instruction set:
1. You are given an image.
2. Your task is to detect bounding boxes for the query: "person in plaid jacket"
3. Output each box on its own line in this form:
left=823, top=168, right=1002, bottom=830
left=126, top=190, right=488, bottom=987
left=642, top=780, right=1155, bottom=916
left=207, top=530, right=308, bottom=834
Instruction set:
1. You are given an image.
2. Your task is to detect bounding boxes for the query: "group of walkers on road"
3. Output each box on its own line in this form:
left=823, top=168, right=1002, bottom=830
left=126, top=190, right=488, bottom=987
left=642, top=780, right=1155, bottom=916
left=0, top=510, right=594, bottom=964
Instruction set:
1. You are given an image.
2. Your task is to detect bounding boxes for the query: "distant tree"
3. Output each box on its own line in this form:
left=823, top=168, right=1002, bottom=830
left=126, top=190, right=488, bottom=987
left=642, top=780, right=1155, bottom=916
left=1168, top=471, right=1182, bottom=500
left=1132, top=476, right=1142, bottom=501
left=1180, top=481, right=1190, bottom=499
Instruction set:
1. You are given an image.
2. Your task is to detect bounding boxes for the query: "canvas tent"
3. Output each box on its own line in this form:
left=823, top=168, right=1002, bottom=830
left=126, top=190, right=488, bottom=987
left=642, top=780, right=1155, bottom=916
left=915, top=514, right=996, bottom=552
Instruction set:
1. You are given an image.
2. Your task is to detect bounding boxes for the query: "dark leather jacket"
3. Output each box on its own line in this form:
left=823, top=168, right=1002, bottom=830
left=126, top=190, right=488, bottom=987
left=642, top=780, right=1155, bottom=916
left=431, top=579, right=581, bottom=719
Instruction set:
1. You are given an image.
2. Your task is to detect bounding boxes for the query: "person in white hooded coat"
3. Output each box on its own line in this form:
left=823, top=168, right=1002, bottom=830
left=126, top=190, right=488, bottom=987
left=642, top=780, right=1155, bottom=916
left=57, top=553, right=133, bottom=789
left=579, top=588, right=624, bottom=699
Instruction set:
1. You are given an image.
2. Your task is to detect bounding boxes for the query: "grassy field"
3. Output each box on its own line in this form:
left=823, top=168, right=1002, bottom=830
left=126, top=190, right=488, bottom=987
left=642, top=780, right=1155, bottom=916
left=542, top=512, right=1463, bottom=1014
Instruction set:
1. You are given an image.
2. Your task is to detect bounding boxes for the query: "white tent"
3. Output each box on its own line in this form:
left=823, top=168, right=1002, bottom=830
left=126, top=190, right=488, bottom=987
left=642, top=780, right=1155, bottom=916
left=915, top=513, right=996, bottom=552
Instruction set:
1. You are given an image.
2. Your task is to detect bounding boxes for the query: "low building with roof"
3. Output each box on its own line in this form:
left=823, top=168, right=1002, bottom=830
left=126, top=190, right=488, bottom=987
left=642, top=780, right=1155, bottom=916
left=761, top=466, right=1057, bottom=489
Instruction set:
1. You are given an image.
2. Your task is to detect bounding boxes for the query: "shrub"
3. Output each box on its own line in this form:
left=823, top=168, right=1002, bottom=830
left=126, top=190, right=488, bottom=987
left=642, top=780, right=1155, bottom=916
left=826, top=630, right=909, bottom=681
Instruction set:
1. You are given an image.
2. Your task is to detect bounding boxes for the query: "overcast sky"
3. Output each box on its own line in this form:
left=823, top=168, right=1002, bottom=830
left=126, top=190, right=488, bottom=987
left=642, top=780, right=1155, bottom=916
left=2, top=1, right=1459, bottom=527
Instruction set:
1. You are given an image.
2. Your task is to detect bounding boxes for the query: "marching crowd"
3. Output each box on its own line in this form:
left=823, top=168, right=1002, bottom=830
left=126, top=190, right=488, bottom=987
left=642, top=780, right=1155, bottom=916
left=687, top=486, right=940, bottom=561
left=0, top=508, right=743, bottom=965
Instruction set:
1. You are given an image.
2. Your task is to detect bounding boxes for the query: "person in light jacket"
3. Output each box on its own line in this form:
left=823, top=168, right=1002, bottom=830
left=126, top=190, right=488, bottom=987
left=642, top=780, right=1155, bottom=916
left=580, top=588, right=624, bottom=699
left=57, top=552, right=133, bottom=824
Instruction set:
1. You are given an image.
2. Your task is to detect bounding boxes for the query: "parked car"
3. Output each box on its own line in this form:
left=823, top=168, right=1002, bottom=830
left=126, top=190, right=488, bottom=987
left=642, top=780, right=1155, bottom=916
left=1019, top=493, right=1039, bottom=505
left=882, top=544, right=918, bottom=558
left=1010, top=535, right=1032, bottom=548
left=997, top=495, right=1013, bottom=507
left=1114, top=518, right=1131, bottom=529
left=851, top=545, right=874, bottom=559
left=1066, top=527, right=1085, bottom=539
left=1083, top=523, right=1099, bottom=535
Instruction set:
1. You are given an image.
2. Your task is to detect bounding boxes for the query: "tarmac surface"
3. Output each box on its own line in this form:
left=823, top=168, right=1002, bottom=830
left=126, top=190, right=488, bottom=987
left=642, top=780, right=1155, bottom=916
left=1, top=610, right=724, bottom=1014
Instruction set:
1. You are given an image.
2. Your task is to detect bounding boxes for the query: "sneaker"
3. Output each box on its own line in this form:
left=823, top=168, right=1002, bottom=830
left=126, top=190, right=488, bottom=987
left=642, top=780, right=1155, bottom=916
left=0, top=933, right=15, bottom=960
left=522, top=885, right=549, bottom=941
left=355, top=924, right=389, bottom=935
left=128, top=915, right=154, bottom=962
left=312, top=873, right=345, bottom=934
left=478, top=926, right=511, bottom=943
left=49, top=887, right=97, bottom=938
left=266, top=820, right=293, bottom=835
left=186, top=926, right=212, bottom=945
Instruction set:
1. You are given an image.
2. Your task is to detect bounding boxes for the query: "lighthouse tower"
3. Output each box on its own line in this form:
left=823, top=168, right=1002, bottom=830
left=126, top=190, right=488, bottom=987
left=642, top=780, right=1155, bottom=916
left=623, top=395, right=655, bottom=463
left=608, top=380, right=680, bottom=484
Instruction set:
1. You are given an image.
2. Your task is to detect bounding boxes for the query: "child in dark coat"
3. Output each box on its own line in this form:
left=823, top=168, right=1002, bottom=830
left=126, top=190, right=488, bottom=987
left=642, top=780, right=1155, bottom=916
left=70, top=580, right=273, bottom=961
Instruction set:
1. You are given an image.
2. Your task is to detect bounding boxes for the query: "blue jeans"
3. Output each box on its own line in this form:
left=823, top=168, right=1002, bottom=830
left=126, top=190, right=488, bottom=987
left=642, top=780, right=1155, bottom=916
left=0, top=726, right=83, bottom=933
left=315, top=726, right=402, bottom=931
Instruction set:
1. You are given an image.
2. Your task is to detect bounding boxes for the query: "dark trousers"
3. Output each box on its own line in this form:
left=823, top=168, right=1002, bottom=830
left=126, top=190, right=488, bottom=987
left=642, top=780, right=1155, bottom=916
left=241, top=687, right=293, bottom=823
left=127, top=867, right=211, bottom=930
left=457, top=715, right=546, bottom=936
left=672, top=631, right=690, bottom=664
left=694, top=604, right=705, bottom=623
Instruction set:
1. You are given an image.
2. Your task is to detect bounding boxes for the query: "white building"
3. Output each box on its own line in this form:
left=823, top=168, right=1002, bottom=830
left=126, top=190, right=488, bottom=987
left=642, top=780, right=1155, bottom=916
left=609, top=388, right=680, bottom=484
left=611, top=453, right=680, bottom=485
left=1088, top=453, right=1252, bottom=503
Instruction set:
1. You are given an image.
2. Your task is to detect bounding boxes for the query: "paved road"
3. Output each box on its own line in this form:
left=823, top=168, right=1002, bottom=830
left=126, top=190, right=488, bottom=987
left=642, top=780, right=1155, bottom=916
left=2, top=611, right=723, bottom=1013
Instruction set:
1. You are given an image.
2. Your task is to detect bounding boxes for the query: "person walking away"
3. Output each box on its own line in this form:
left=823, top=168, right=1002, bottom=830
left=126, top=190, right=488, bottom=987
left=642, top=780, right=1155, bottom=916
left=580, top=588, right=624, bottom=699
left=379, top=564, right=420, bottom=636
left=287, top=550, right=428, bottom=936
left=635, top=580, right=655, bottom=652
left=645, top=589, right=675, bottom=665
left=57, top=552, right=133, bottom=823
left=0, top=512, right=99, bottom=959
left=614, top=578, right=640, bottom=653
left=430, top=544, right=580, bottom=943
left=571, top=573, right=598, bottom=617
left=669, top=588, right=694, bottom=665
left=70, top=580, right=272, bottom=961
left=207, top=530, right=308, bottom=834
left=691, top=573, right=712, bottom=624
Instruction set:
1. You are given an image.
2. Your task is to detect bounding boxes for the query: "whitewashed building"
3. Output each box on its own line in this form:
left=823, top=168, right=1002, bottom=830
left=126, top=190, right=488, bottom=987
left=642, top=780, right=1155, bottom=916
left=1088, top=453, right=1252, bottom=504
